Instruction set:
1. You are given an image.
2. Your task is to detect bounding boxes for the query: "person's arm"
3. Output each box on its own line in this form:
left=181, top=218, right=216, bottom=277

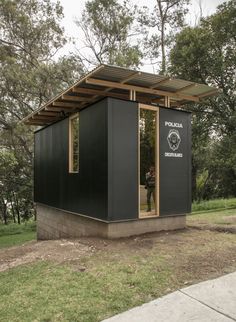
left=145, top=172, right=149, bottom=188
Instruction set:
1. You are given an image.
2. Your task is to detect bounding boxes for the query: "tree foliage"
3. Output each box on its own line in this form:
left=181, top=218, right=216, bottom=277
left=75, top=0, right=142, bottom=68
left=140, top=109, right=156, bottom=185
left=138, top=0, right=190, bottom=74
left=170, top=0, right=236, bottom=200
left=0, top=0, right=83, bottom=224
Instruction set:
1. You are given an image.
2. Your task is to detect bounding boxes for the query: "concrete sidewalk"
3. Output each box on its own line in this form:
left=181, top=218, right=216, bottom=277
left=101, top=272, right=236, bottom=322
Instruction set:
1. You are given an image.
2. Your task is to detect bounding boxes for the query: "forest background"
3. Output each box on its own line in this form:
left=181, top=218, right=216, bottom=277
left=0, top=0, right=235, bottom=224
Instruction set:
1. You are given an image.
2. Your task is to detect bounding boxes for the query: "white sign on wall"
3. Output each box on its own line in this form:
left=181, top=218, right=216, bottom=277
left=164, top=121, right=183, bottom=158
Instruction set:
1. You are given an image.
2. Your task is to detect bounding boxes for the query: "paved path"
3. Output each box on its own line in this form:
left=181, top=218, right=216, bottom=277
left=102, top=272, right=236, bottom=322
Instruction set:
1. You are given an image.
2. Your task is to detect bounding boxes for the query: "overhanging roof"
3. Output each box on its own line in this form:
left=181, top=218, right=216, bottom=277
left=22, top=64, right=219, bottom=126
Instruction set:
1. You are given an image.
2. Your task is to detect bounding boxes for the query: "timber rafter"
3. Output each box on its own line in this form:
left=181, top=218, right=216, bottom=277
left=21, top=64, right=219, bottom=126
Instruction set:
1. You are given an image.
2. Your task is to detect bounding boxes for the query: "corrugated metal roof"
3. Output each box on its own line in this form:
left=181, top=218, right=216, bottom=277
left=22, top=64, right=219, bottom=126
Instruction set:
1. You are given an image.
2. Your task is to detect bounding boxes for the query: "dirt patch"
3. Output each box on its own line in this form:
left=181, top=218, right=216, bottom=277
left=0, top=228, right=236, bottom=284
left=189, top=224, right=236, bottom=234
left=168, top=230, right=236, bottom=284
left=187, top=213, right=236, bottom=234
left=68, top=228, right=236, bottom=284
left=222, top=215, right=236, bottom=223
left=0, top=239, right=93, bottom=272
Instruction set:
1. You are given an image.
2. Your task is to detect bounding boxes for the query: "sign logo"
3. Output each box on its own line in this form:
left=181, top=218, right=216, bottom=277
left=167, top=129, right=181, bottom=151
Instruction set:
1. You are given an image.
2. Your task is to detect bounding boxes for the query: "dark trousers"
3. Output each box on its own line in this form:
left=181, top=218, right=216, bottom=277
left=147, top=187, right=155, bottom=211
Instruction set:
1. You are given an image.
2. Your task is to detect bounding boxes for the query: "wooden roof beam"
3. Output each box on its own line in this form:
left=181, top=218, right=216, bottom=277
left=86, top=78, right=200, bottom=103
left=170, top=101, right=183, bottom=107
left=21, top=64, right=105, bottom=124
left=52, top=102, right=82, bottom=109
left=137, top=94, right=154, bottom=103
left=72, top=87, right=104, bottom=95
left=150, top=98, right=163, bottom=104
left=61, top=95, right=90, bottom=102
left=152, top=97, right=170, bottom=104
left=71, top=72, right=138, bottom=109
left=83, top=71, right=141, bottom=102
left=31, top=114, right=58, bottom=119
left=72, top=87, right=128, bottom=99
left=25, top=120, right=50, bottom=125
left=45, top=106, right=77, bottom=113
left=38, top=111, right=61, bottom=116
left=32, top=115, right=60, bottom=120
left=73, top=87, right=153, bottom=104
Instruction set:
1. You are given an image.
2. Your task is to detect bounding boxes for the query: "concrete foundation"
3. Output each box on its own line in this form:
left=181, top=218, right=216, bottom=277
left=36, top=203, right=186, bottom=240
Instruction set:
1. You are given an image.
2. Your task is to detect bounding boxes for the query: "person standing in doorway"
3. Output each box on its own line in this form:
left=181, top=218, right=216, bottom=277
left=145, top=165, right=155, bottom=212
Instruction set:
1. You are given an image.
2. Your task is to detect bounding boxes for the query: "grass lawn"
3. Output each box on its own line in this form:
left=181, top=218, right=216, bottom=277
left=0, top=222, right=36, bottom=248
left=187, top=208, right=236, bottom=227
left=192, top=197, right=236, bottom=212
left=0, top=208, right=236, bottom=322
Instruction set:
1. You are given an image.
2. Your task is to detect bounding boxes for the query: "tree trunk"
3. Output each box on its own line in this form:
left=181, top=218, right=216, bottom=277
left=160, top=22, right=166, bottom=74
left=33, top=204, right=37, bottom=221
left=13, top=193, right=21, bottom=224
left=157, top=0, right=166, bottom=75
left=10, top=196, right=16, bottom=223
left=3, top=203, right=8, bottom=225
left=0, top=198, right=8, bottom=225
left=16, top=206, right=21, bottom=225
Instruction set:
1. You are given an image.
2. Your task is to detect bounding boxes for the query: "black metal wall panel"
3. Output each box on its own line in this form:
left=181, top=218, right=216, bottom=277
left=34, top=98, right=191, bottom=221
left=107, top=98, right=138, bottom=221
left=34, top=99, right=108, bottom=220
left=159, top=108, right=191, bottom=215
left=35, top=121, right=64, bottom=206
left=79, top=100, right=108, bottom=219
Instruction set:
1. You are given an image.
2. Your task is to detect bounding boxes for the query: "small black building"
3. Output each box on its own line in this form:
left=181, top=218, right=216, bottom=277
left=23, top=65, right=217, bottom=239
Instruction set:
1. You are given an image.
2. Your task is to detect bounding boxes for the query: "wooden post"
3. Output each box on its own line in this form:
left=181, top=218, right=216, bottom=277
left=155, top=108, right=160, bottom=216
left=129, top=90, right=136, bottom=101
left=164, top=96, right=170, bottom=108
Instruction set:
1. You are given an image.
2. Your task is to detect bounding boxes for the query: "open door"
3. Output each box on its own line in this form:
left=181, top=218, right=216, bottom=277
left=139, top=104, right=159, bottom=218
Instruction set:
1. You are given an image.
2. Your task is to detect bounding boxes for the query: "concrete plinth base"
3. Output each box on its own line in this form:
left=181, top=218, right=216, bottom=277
left=36, top=203, right=186, bottom=240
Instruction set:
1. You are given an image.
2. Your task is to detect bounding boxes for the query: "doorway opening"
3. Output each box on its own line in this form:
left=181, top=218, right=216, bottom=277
left=139, top=104, right=159, bottom=218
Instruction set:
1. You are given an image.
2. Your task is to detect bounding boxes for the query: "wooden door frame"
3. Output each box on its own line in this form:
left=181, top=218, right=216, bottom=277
left=138, top=104, right=160, bottom=218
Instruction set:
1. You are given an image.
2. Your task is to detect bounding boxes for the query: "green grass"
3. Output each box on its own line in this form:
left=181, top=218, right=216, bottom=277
left=0, top=213, right=236, bottom=322
left=187, top=208, right=236, bottom=226
left=141, top=198, right=236, bottom=213
left=0, top=253, right=172, bottom=322
left=0, top=202, right=235, bottom=321
left=192, top=198, right=236, bottom=213
left=0, top=222, right=36, bottom=248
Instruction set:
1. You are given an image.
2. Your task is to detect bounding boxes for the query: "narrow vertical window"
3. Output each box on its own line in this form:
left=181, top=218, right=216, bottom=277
left=69, top=113, right=79, bottom=173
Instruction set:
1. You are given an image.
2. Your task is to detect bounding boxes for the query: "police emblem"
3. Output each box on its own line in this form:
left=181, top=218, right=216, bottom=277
left=167, top=129, right=181, bottom=151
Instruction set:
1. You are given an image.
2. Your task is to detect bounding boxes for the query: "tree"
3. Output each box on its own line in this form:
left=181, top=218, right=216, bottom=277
left=0, top=147, right=33, bottom=224
left=140, top=109, right=156, bottom=185
left=75, top=0, right=142, bottom=69
left=169, top=0, right=236, bottom=199
left=138, top=0, right=190, bottom=74
left=0, top=0, right=83, bottom=122
left=0, top=0, right=83, bottom=223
